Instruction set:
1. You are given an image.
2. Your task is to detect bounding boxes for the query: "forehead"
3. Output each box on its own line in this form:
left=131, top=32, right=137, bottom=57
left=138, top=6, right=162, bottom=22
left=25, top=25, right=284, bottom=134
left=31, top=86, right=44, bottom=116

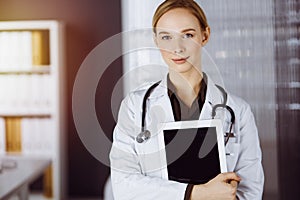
left=156, top=8, right=201, bottom=32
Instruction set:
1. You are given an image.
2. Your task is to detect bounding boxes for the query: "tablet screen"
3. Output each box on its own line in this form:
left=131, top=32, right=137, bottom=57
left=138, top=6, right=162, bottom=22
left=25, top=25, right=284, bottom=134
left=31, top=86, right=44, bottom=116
left=164, top=126, right=221, bottom=184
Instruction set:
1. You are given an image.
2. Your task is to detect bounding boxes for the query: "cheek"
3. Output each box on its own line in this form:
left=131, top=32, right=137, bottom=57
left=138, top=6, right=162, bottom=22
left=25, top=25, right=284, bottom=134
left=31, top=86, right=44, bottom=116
left=160, top=49, right=172, bottom=60
left=188, top=43, right=202, bottom=55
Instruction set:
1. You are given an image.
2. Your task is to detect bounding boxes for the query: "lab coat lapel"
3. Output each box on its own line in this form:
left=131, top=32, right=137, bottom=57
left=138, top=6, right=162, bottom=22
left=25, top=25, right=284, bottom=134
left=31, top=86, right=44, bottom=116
left=199, top=75, right=224, bottom=120
left=137, top=78, right=173, bottom=178
left=147, top=77, right=175, bottom=122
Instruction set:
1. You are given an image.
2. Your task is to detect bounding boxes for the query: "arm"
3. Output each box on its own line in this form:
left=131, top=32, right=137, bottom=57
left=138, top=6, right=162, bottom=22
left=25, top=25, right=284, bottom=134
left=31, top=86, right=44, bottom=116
left=235, top=103, right=264, bottom=199
left=110, top=96, right=187, bottom=200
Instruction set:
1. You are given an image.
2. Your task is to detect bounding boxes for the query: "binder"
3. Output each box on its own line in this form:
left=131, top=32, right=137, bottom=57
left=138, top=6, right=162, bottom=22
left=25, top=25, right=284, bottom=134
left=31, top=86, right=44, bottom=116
left=32, top=30, right=50, bottom=66
left=5, top=117, right=22, bottom=153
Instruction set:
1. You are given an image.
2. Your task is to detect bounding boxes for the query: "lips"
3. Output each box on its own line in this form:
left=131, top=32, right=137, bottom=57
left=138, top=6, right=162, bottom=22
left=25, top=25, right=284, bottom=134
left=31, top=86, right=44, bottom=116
left=172, top=56, right=189, bottom=64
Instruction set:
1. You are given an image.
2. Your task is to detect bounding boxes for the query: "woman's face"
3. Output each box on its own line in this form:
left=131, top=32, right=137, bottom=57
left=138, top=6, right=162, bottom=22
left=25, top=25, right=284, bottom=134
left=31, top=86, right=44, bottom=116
left=155, top=8, right=209, bottom=75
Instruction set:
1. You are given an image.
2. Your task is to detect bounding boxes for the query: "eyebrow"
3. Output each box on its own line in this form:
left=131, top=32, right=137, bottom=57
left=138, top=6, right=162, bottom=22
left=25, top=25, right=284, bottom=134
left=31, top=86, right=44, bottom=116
left=158, top=31, right=170, bottom=35
left=158, top=28, right=196, bottom=35
left=181, top=28, right=196, bottom=33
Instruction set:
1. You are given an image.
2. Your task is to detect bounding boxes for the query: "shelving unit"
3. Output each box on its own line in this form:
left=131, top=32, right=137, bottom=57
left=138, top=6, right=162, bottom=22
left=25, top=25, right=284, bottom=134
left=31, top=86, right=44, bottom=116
left=0, top=20, right=65, bottom=199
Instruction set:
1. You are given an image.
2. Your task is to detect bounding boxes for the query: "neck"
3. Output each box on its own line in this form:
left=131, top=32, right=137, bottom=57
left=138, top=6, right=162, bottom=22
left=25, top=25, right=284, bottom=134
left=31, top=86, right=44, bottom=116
left=169, top=68, right=203, bottom=92
left=169, top=69, right=203, bottom=107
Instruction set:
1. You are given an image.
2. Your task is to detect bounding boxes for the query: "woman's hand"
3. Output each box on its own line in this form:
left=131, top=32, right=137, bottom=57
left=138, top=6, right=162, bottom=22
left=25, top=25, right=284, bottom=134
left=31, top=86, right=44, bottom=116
left=190, top=172, right=241, bottom=200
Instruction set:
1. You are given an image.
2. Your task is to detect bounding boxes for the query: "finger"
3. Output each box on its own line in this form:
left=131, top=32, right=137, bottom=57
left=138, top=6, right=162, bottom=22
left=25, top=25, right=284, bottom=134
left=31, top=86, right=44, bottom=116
left=230, top=180, right=238, bottom=188
left=219, top=172, right=241, bottom=182
left=230, top=180, right=238, bottom=200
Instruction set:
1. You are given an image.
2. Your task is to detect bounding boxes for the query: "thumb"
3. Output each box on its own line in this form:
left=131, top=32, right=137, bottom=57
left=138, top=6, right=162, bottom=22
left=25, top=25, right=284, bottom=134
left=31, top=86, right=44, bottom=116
left=219, top=172, right=241, bottom=182
left=230, top=180, right=238, bottom=188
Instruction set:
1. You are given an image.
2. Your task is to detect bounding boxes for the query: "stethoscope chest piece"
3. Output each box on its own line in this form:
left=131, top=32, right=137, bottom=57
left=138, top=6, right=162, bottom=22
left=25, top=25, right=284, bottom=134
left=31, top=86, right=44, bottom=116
left=136, top=130, right=151, bottom=143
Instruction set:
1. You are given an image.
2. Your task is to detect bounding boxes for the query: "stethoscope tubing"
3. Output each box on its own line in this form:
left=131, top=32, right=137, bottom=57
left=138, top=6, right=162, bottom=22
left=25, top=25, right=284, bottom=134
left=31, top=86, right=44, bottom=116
left=137, top=81, right=236, bottom=145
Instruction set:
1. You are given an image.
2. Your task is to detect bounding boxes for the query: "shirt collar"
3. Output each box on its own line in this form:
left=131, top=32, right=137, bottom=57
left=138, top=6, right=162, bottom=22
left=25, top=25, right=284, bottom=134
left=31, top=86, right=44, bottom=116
left=148, top=73, right=225, bottom=107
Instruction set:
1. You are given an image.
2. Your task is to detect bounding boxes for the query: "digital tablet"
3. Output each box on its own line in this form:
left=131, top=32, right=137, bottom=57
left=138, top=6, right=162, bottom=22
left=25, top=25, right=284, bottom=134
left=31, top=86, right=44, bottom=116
left=158, top=119, right=227, bottom=184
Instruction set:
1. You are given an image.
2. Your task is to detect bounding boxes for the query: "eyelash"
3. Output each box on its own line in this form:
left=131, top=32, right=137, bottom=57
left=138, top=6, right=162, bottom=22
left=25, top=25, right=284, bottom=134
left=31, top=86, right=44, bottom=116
left=183, top=33, right=194, bottom=38
left=161, top=35, right=172, bottom=40
left=161, top=33, right=194, bottom=40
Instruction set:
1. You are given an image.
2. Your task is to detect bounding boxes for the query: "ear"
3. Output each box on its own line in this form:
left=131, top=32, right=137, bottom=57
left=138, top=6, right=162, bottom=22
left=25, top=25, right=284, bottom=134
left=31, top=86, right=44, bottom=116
left=201, top=27, right=210, bottom=46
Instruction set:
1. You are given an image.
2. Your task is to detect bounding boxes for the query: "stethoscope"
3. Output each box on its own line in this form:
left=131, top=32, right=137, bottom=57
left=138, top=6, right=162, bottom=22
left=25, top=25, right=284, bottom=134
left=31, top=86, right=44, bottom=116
left=136, top=81, right=236, bottom=146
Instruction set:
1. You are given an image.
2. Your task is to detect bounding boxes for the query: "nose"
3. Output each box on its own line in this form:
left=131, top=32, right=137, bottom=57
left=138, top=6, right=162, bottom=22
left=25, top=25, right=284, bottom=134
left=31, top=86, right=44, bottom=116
left=173, top=38, right=185, bottom=54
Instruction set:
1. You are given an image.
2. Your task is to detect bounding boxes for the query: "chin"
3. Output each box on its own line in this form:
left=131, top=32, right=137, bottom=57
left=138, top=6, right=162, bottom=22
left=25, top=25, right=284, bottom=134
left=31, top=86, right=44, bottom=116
left=175, top=68, right=191, bottom=73
left=170, top=65, right=194, bottom=74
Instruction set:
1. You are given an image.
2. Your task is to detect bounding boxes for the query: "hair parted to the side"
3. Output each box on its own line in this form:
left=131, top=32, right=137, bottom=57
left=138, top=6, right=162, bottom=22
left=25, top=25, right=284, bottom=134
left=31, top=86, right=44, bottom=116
left=152, top=0, right=209, bottom=34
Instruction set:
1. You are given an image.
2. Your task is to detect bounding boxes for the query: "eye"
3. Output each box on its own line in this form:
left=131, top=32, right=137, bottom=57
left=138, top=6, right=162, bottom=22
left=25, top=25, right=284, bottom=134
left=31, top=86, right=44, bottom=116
left=183, top=33, right=194, bottom=39
left=161, top=35, right=172, bottom=40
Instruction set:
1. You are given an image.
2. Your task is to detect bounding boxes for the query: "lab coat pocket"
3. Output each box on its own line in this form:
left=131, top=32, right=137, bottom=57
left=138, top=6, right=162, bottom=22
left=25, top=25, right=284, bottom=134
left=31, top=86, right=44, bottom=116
left=225, top=143, right=240, bottom=172
left=135, top=136, right=166, bottom=179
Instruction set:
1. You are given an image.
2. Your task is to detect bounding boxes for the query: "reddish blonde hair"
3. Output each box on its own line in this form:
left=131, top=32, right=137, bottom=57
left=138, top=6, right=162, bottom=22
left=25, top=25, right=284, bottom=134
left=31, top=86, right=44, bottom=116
left=152, top=0, right=209, bottom=33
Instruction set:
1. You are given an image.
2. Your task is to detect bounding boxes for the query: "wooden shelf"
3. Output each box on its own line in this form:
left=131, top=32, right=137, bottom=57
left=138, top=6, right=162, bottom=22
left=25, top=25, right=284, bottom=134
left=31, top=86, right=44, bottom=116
left=0, top=20, right=59, bottom=31
left=0, top=113, right=51, bottom=118
left=0, top=66, right=51, bottom=75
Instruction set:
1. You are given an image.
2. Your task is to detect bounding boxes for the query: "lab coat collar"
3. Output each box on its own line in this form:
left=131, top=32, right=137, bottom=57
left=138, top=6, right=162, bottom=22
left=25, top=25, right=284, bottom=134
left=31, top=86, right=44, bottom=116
left=205, top=74, right=225, bottom=107
left=200, top=75, right=225, bottom=120
left=147, top=73, right=225, bottom=120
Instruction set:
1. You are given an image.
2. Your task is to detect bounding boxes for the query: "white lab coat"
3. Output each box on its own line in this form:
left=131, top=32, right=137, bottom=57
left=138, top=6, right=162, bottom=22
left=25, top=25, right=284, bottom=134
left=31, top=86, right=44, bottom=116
left=110, top=75, right=264, bottom=200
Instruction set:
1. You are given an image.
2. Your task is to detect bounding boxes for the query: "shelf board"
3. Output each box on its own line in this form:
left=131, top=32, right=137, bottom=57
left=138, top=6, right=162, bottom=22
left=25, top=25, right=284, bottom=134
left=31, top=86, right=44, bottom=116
left=0, top=113, right=51, bottom=118
left=0, top=66, right=51, bottom=75
left=0, top=20, right=59, bottom=31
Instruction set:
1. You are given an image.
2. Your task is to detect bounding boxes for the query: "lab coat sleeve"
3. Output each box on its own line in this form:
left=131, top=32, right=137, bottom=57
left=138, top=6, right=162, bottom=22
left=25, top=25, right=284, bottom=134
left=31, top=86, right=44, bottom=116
left=110, top=95, right=188, bottom=200
left=235, top=102, right=264, bottom=200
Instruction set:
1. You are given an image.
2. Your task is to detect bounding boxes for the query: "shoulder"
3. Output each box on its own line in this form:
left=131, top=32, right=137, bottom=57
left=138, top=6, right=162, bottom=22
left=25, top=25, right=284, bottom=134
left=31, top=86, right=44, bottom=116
left=122, top=81, right=160, bottom=109
left=227, top=93, right=249, bottom=110
left=130, top=81, right=159, bottom=96
left=227, top=92, right=254, bottom=121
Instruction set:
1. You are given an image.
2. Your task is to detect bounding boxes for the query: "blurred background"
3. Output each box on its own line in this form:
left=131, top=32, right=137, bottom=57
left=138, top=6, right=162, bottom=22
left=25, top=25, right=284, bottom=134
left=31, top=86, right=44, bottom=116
left=0, top=0, right=299, bottom=199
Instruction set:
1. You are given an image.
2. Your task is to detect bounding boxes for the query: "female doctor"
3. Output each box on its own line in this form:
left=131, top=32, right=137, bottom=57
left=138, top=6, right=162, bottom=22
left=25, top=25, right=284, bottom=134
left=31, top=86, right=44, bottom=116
left=110, top=0, right=264, bottom=199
